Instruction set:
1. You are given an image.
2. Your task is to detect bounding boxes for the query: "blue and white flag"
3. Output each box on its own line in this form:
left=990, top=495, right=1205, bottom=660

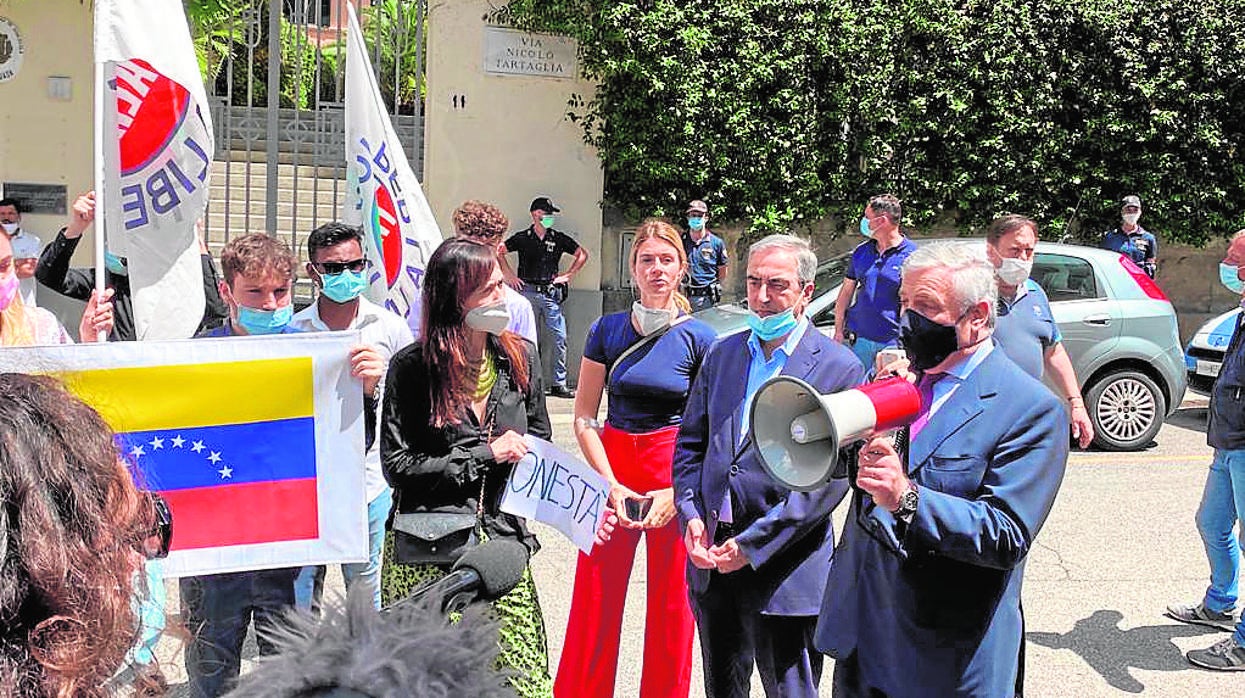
left=344, top=2, right=443, bottom=336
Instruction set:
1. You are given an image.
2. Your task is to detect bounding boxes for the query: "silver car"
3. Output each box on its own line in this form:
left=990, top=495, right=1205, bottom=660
left=694, top=240, right=1187, bottom=451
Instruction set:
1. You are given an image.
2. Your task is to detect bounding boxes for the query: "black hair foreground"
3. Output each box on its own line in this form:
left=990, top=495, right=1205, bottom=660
left=225, top=584, right=514, bottom=698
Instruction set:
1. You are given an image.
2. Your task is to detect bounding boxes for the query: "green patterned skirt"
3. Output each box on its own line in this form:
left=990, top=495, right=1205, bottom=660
left=381, top=531, right=553, bottom=698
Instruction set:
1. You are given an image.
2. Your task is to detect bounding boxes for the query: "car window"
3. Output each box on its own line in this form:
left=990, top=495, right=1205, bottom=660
left=809, top=253, right=851, bottom=325
left=1033, top=252, right=1101, bottom=302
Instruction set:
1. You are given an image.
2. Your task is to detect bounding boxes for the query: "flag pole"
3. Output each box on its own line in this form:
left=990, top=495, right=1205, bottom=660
left=92, top=2, right=108, bottom=342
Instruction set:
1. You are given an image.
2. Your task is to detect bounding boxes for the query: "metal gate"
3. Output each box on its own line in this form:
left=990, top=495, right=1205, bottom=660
left=196, top=0, right=425, bottom=298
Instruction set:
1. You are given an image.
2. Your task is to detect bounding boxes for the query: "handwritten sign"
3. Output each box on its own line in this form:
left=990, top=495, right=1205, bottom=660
left=501, top=436, right=608, bottom=554
left=483, top=27, right=577, bottom=79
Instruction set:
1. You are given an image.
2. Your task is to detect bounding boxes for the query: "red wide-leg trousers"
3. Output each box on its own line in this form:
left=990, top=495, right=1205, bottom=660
left=554, top=424, right=695, bottom=698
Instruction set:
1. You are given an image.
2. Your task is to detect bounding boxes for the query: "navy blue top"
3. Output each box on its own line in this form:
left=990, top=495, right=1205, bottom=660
left=682, top=230, right=729, bottom=287
left=993, top=279, right=1062, bottom=379
left=1209, top=313, right=1245, bottom=450
left=1101, top=227, right=1157, bottom=263
left=845, top=237, right=917, bottom=342
left=584, top=311, right=717, bottom=433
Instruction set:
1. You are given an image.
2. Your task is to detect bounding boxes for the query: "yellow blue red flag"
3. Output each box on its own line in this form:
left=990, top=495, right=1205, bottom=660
left=0, top=333, right=367, bottom=577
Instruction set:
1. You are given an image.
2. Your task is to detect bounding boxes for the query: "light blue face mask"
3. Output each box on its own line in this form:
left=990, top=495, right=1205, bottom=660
left=688, top=216, right=706, bottom=231
left=1220, top=263, right=1244, bottom=294
left=237, top=304, right=294, bottom=335
left=320, top=269, right=368, bottom=304
left=746, top=308, right=798, bottom=341
left=859, top=217, right=873, bottom=238
left=105, top=251, right=128, bottom=276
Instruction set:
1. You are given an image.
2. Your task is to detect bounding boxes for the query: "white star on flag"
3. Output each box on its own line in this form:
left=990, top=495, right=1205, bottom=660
left=208, top=451, right=222, bottom=464
left=149, top=436, right=164, bottom=449
left=130, top=444, right=145, bottom=458
left=218, top=465, right=233, bottom=479
left=191, top=440, right=205, bottom=453
left=171, top=435, right=186, bottom=448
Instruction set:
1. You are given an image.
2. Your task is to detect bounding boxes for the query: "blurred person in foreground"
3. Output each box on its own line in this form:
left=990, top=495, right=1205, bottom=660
left=555, top=220, right=717, bottom=697
left=818, top=241, right=1069, bottom=697
left=1164, top=229, right=1245, bottom=670
left=380, top=238, right=552, bottom=697
left=0, top=373, right=155, bottom=696
left=986, top=214, right=1094, bottom=448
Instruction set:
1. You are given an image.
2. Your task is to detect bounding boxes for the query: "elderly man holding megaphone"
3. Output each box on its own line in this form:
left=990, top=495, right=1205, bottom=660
left=766, top=241, right=1067, bottom=698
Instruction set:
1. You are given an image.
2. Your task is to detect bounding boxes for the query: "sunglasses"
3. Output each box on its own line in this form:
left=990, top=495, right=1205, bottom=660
left=313, top=258, right=370, bottom=275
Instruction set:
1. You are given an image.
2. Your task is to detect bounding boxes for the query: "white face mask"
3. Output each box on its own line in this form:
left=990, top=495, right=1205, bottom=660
left=0, top=222, right=18, bottom=235
left=1123, top=212, right=1141, bottom=226
left=632, top=302, right=674, bottom=335
left=464, top=301, right=510, bottom=335
left=996, top=256, right=1033, bottom=286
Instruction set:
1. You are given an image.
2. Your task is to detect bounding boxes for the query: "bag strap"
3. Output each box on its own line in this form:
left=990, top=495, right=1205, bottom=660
left=607, top=314, right=692, bottom=389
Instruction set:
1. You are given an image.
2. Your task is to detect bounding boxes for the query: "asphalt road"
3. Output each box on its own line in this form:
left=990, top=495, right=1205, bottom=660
left=129, top=393, right=1244, bottom=696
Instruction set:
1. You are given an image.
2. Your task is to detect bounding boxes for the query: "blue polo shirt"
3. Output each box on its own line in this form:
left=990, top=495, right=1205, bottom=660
left=993, top=279, right=1061, bottom=379
left=845, top=237, right=917, bottom=343
left=584, top=311, right=717, bottom=433
left=682, top=230, right=729, bottom=287
left=1101, top=227, right=1157, bottom=264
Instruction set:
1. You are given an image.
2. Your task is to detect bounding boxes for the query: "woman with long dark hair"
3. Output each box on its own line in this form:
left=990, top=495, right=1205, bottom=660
left=380, top=238, right=552, bottom=697
left=0, top=373, right=154, bottom=696
left=554, top=219, right=716, bottom=698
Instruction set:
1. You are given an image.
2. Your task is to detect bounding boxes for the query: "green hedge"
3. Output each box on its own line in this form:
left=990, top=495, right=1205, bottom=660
left=494, top=0, right=1245, bottom=244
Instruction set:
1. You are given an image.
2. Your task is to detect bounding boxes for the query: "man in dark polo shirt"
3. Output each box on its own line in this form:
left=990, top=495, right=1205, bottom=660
left=832, top=193, right=917, bottom=370
left=681, top=199, right=729, bottom=312
left=500, top=196, right=589, bottom=398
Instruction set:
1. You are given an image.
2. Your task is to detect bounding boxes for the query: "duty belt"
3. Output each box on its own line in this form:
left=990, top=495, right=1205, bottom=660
left=685, top=285, right=715, bottom=297
left=524, top=281, right=555, bottom=293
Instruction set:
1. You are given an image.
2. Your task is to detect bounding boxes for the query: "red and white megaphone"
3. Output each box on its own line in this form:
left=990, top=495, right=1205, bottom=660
left=749, top=375, right=923, bottom=491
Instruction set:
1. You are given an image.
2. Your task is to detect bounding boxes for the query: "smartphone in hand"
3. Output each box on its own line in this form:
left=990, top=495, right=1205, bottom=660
left=624, top=496, right=653, bottom=521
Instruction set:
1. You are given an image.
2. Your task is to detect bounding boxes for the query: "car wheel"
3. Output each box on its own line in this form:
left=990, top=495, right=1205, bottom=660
left=1086, top=369, right=1166, bottom=451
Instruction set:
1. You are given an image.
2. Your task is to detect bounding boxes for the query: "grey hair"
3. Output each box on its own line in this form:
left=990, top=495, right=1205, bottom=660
left=748, top=234, right=818, bottom=283
left=902, top=241, right=998, bottom=327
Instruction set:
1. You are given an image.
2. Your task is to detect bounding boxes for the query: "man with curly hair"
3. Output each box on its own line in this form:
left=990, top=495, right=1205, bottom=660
left=452, top=200, right=538, bottom=346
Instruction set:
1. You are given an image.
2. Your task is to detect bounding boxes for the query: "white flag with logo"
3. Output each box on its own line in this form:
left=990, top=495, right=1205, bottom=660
left=344, top=2, right=443, bottom=335
left=95, top=0, right=210, bottom=340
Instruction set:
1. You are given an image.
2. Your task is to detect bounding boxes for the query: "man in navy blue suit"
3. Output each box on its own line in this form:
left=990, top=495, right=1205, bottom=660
left=673, top=234, right=866, bottom=697
left=817, top=241, right=1069, bottom=697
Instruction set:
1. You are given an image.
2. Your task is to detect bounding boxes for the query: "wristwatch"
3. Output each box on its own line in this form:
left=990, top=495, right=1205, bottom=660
left=893, top=483, right=919, bottom=524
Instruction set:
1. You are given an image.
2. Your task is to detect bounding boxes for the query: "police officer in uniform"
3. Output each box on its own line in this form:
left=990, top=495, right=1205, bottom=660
left=501, top=196, right=589, bottom=398
left=1100, top=194, right=1158, bottom=278
left=681, top=199, right=729, bottom=313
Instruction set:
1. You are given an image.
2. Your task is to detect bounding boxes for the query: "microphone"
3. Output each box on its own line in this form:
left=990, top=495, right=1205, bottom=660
left=388, top=539, right=530, bottom=615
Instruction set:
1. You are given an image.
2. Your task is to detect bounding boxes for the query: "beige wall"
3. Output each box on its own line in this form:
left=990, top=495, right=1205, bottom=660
left=422, top=0, right=604, bottom=291
left=0, top=0, right=93, bottom=258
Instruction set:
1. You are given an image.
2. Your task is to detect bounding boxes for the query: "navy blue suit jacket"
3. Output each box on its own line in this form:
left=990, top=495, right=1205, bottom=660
left=816, top=345, right=1069, bottom=697
left=673, top=326, right=865, bottom=615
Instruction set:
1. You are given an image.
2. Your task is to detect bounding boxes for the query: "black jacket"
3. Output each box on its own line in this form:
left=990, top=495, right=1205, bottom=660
left=36, top=229, right=228, bottom=341
left=381, top=337, right=549, bottom=554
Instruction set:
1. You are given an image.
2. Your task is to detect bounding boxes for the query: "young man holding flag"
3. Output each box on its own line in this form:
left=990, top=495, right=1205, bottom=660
left=290, top=222, right=414, bottom=611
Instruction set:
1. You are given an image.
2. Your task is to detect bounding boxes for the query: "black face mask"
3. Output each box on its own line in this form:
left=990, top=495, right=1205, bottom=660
left=899, top=309, right=960, bottom=371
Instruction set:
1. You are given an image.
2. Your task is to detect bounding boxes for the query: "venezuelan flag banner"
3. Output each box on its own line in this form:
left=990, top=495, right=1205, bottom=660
left=0, top=333, right=367, bottom=577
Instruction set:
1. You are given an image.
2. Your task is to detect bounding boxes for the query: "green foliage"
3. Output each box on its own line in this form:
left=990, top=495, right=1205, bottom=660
left=360, top=0, right=427, bottom=114
left=494, top=0, right=1245, bottom=244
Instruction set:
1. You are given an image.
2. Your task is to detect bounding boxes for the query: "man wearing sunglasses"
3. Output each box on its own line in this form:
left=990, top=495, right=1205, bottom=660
left=289, top=222, right=414, bottom=612
left=817, top=241, right=1069, bottom=697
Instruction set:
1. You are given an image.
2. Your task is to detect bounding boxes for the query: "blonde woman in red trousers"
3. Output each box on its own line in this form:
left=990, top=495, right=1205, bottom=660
left=555, top=219, right=717, bottom=697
